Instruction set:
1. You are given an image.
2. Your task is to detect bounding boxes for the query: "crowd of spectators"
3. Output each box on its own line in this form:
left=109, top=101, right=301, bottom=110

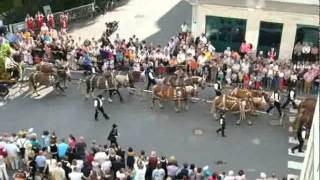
left=0, top=129, right=285, bottom=180
left=1, top=17, right=319, bottom=96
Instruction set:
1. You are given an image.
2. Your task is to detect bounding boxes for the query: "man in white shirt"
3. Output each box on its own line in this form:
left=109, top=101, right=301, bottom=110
left=101, top=158, right=112, bottom=172
left=146, top=68, right=156, bottom=90
left=199, top=33, right=207, bottom=45
left=266, top=90, right=282, bottom=118
left=94, top=95, right=110, bottom=121
left=68, top=167, right=83, bottom=180
left=281, top=87, right=297, bottom=109
left=5, top=139, right=19, bottom=170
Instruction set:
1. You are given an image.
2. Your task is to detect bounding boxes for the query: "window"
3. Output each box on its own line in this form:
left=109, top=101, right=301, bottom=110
left=294, top=25, right=319, bottom=47
left=257, top=21, right=283, bottom=58
left=205, top=16, right=247, bottom=52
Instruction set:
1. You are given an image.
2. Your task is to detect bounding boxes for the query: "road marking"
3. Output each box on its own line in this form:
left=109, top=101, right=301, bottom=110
left=289, top=108, right=298, bottom=114
left=0, top=101, right=6, bottom=107
left=289, top=136, right=299, bottom=145
left=287, top=174, right=299, bottom=180
left=289, top=116, right=296, bottom=123
left=288, top=148, right=305, bottom=158
left=288, top=161, right=303, bottom=170
left=30, top=87, right=54, bottom=99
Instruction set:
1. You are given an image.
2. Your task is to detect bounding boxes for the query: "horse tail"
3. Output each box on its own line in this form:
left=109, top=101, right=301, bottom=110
left=85, top=78, right=91, bottom=94
left=210, top=96, right=218, bottom=114
left=28, top=72, right=36, bottom=92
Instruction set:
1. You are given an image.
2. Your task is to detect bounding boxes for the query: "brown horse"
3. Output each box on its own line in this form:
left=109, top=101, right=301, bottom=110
left=151, top=84, right=189, bottom=112
left=28, top=69, right=67, bottom=96
left=36, top=62, right=55, bottom=74
left=230, top=87, right=269, bottom=111
left=36, top=62, right=71, bottom=88
left=84, top=71, right=123, bottom=102
left=210, top=94, right=268, bottom=125
left=294, top=97, right=317, bottom=133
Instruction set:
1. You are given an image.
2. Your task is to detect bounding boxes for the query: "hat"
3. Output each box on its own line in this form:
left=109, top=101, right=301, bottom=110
left=228, top=170, right=234, bottom=176
left=98, top=95, right=103, bottom=98
left=112, top=124, right=118, bottom=128
left=260, top=172, right=267, bottom=178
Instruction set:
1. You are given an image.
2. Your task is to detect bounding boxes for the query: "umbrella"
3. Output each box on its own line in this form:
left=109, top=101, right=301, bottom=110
left=5, top=33, right=17, bottom=43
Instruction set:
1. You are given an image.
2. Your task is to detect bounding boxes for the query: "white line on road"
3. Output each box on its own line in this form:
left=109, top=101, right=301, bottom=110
left=289, top=136, right=299, bottom=145
left=289, top=108, right=298, bottom=114
left=289, top=116, right=296, bottom=123
left=288, top=161, right=303, bottom=170
left=287, top=174, right=299, bottom=180
left=288, top=148, right=305, bottom=158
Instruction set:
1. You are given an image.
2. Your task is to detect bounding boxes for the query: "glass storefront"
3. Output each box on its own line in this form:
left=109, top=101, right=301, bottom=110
left=257, top=21, right=283, bottom=58
left=205, top=16, right=247, bottom=52
left=294, top=25, right=319, bottom=47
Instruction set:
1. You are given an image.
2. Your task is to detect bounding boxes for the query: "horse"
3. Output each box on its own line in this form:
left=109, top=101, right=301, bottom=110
left=84, top=71, right=123, bottom=102
left=294, top=97, right=317, bottom=134
left=151, top=84, right=190, bottom=112
left=36, top=62, right=71, bottom=88
left=230, top=87, right=270, bottom=111
left=210, top=94, right=267, bottom=125
left=28, top=69, right=67, bottom=96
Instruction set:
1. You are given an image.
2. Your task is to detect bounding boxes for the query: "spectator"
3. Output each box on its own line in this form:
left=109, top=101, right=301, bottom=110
left=58, top=138, right=69, bottom=159
left=0, top=155, right=9, bottom=180
left=152, top=164, right=166, bottom=180
left=75, top=136, right=87, bottom=160
left=51, top=162, right=66, bottom=180
left=68, top=167, right=84, bottom=180
left=5, top=139, right=20, bottom=170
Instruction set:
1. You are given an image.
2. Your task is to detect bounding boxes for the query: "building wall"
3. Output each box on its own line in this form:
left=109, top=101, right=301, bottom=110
left=192, top=4, right=319, bottom=59
left=268, top=0, right=319, bottom=5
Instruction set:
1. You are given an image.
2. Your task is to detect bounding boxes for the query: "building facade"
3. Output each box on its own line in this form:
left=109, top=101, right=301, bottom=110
left=187, top=0, right=319, bottom=60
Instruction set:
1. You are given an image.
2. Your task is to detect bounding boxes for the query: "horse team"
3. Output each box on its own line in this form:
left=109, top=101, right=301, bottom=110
left=27, top=63, right=316, bottom=136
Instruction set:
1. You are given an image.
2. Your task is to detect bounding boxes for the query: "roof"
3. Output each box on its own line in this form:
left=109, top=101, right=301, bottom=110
left=185, top=0, right=319, bottom=15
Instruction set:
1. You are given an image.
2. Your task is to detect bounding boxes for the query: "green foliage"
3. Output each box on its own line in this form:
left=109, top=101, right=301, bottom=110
left=1, top=0, right=99, bottom=24
left=0, top=43, right=11, bottom=75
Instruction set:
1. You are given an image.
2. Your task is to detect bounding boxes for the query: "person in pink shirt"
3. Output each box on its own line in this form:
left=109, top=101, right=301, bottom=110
left=240, top=40, right=248, bottom=59
left=268, top=48, right=277, bottom=61
left=68, top=134, right=77, bottom=151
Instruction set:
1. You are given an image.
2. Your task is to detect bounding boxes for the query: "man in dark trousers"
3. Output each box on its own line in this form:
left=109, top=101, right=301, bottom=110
left=216, top=113, right=226, bottom=137
left=291, top=125, right=307, bottom=153
left=146, top=67, right=156, bottom=90
left=266, top=90, right=283, bottom=118
left=282, top=87, right=298, bottom=109
left=108, top=124, right=119, bottom=146
left=94, top=95, right=110, bottom=121
left=214, top=81, right=222, bottom=96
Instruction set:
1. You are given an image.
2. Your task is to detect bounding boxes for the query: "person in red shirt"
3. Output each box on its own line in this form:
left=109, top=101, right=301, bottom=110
left=243, top=73, right=250, bottom=89
left=25, top=14, right=34, bottom=32
left=36, top=11, right=45, bottom=29
left=60, top=12, right=69, bottom=34
left=47, top=11, right=55, bottom=29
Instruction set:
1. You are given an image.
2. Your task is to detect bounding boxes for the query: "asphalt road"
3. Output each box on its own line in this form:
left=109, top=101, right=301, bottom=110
left=0, top=75, right=291, bottom=179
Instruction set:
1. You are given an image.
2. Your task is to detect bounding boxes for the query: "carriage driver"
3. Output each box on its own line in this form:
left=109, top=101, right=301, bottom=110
left=282, top=87, right=298, bottom=109
left=214, top=81, right=222, bottom=96
left=266, top=90, right=283, bottom=118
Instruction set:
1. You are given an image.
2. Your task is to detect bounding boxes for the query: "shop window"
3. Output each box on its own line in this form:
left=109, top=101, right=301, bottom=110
left=205, top=16, right=247, bottom=52
left=257, top=21, right=283, bottom=59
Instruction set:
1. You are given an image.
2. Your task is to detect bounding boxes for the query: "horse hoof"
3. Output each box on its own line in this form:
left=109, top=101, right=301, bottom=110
left=159, top=106, right=164, bottom=109
left=248, top=122, right=253, bottom=126
left=236, top=120, right=240, bottom=125
left=64, top=87, right=68, bottom=89
left=150, top=106, right=153, bottom=109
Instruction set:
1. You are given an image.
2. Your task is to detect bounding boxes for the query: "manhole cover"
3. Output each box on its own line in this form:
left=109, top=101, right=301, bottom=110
left=193, top=128, right=204, bottom=135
